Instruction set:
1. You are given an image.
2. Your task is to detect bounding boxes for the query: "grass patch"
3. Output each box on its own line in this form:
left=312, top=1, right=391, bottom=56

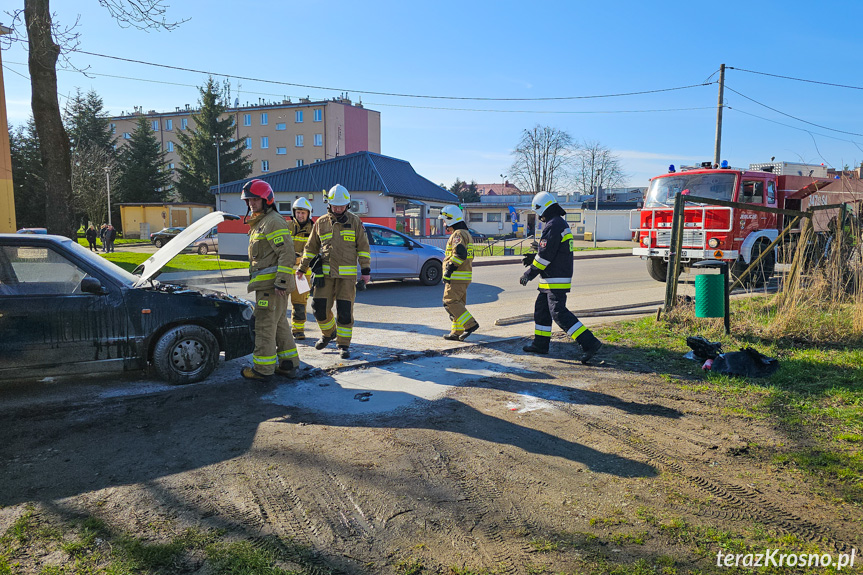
left=101, top=251, right=248, bottom=273
left=395, top=556, right=424, bottom=575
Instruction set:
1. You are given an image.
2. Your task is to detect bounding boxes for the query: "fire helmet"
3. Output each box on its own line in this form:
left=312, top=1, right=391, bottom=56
left=327, top=184, right=351, bottom=206
left=439, top=205, right=464, bottom=226
left=241, top=179, right=275, bottom=206
left=292, top=197, right=313, bottom=217
left=531, top=191, right=557, bottom=217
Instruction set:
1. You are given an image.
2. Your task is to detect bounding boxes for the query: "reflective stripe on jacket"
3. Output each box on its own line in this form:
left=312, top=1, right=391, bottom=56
left=298, top=211, right=372, bottom=278
left=247, top=210, right=296, bottom=293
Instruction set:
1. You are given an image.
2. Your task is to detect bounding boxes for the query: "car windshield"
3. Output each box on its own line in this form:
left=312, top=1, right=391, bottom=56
left=67, top=240, right=139, bottom=286
left=644, top=172, right=737, bottom=207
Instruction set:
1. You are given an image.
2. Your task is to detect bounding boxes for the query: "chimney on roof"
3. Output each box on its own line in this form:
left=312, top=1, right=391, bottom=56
left=185, top=104, right=190, bottom=110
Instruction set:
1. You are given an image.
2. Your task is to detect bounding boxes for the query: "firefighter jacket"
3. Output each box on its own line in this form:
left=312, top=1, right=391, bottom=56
left=298, top=211, right=371, bottom=278
left=247, top=209, right=296, bottom=293
left=443, top=229, right=474, bottom=282
left=524, top=215, right=574, bottom=292
left=288, top=218, right=314, bottom=272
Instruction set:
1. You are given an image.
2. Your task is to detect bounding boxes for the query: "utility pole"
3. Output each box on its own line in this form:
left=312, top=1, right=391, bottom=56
left=213, top=135, right=222, bottom=211
left=713, top=63, right=725, bottom=166
left=104, top=167, right=111, bottom=226
left=593, top=169, right=602, bottom=248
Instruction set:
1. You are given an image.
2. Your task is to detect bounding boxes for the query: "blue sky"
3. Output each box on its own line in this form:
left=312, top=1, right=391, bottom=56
left=3, top=0, right=863, bottom=189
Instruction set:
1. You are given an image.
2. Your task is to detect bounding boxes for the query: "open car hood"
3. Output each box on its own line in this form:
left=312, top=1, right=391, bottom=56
left=133, top=212, right=239, bottom=286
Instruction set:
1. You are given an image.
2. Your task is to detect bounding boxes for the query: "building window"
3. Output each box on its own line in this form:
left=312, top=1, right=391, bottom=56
left=165, top=119, right=173, bottom=131
left=295, top=135, right=304, bottom=147
left=181, top=118, right=188, bottom=130
left=245, top=137, right=252, bottom=149
left=487, top=213, right=502, bottom=222
left=276, top=147, right=287, bottom=155
left=276, top=123, right=286, bottom=131
left=296, top=159, right=304, bottom=167
left=314, top=134, right=323, bottom=147
left=295, top=110, right=303, bottom=123
left=314, top=109, right=322, bottom=122
left=261, top=112, right=268, bottom=125
left=469, top=213, right=483, bottom=222
left=168, top=163, right=175, bottom=169
left=109, top=123, right=116, bottom=134
left=122, top=132, right=131, bottom=139
left=314, top=158, right=323, bottom=163
left=151, top=120, right=159, bottom=131
left=260, top=136, right=269, bottom=149
left=565, top=213, right=582, bottom=223
left=166, top=141, right=174, bottom=152
left=243, top=114, right=251, bottom=126
left=261, top=160, right=270, bottom=172
left=278, top=202, right=292, bottom=212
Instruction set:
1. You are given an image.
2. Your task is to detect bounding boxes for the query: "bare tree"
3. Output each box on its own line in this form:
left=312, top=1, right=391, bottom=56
left=572, top=140, right=627, bottom=198
left=508, top=125, right=576, bottom=194
left=7, top=1, right=186, bottom=238
left=71, top=143, right=117, bottom=228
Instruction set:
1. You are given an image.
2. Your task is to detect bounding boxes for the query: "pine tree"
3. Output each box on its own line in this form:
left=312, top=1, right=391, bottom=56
left=117, top=116, right=172, bottom=203
left=175, top=77, right=251, bottom=204
left=64, top=88, right=115, bottom=155
left=9, top=119, right=47, bottom=229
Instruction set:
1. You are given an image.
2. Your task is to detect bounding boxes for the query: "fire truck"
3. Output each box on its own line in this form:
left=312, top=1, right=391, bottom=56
left=630, top=162, right=835, bottom=285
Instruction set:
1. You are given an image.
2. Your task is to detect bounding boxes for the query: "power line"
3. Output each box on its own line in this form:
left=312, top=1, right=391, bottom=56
left=65, top=47, right=712, bottom=102
left=725, top=85, right=863, bottom=137
left=729, top=66, right=863, bottom=91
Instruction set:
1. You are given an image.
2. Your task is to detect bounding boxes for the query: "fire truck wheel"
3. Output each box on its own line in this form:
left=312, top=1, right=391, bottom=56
left=739, top=242, right=775, bottom=288
left=646, top=258, right=668, bottom=282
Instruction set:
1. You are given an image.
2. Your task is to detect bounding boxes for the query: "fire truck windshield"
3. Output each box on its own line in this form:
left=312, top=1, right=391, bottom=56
left=644, top=172, right=737, bottom=207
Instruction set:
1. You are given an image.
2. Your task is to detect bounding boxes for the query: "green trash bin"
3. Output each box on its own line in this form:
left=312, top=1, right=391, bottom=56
left=695, top=275, right=724, bottom=318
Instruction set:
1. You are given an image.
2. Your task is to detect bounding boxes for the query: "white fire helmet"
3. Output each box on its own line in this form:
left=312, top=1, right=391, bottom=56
left=327, top=184, right=351, bottom=206
left=531, top=191, right=557, bottom=217
left=292, top=197, right=313, bottom=216
left=438, top=205, right=464, bottom=226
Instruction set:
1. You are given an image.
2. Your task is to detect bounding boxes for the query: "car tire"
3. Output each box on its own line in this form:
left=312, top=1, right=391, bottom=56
left=152, top=325, right=219, bottom=384
left=198, top=244, right=208, bottom=255
left=419, top=260, right=442, bottom=286
left=154, top=239, right=163, bottom=248
left=646, top=258, right=668, bottom=282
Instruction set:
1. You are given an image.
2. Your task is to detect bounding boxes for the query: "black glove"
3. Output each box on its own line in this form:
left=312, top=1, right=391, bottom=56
left=442, top=277, right=451, bottom=284
left=530, top=241, right=539, bottom=251
left=519, top=274, right=530, bottom=286
left=522, top=252, right=536, bottom=267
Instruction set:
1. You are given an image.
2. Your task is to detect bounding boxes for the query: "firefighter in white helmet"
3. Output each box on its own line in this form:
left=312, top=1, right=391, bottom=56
left=288, top=197, right=315, bottom=340
left=519, top=191, right=602, bottom=363
left=439, top=205, right=479, bottom=340
left=296, top=184, right=371, bottom=359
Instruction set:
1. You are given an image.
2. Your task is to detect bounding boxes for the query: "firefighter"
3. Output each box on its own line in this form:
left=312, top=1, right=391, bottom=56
left=296, top=184, right=371, bottom=360
left=519, top=192, right=603, bottom=364
left=288, top=197, right=314, bottom=340
left=439, top=205, right=479, bottom=341
left=241, top=179, right=300, bottom=380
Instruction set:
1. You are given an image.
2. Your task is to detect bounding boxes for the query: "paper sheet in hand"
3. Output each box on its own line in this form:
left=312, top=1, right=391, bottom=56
left=295, top=274, right=310, bottom=294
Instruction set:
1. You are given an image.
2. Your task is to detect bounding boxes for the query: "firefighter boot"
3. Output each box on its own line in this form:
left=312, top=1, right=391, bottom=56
left=443, top=332, right=462, bottom=341
left=240, top=367, right=272, bottom=381
left=338, top=346, right=350, bottom=359
left=523, top=335, right=550, bottom=355
left=292, top=330, right=305, bottom=341
left=275, top=361, right=297, bottom=378
left=458, top=322, right=479, bottom=341
left=315, top=335, right=334, bottom=350
left=577, top=332, right=603, bottom=365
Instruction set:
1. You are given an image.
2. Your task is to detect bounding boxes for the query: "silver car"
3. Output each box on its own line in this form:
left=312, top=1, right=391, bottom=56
left=364, top=224, right=444, bottom=286
left=183, top=228, right=218, bottom=255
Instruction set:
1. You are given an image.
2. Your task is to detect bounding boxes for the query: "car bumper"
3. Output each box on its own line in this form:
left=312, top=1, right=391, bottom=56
left=633, top=247, right=739, bottom=261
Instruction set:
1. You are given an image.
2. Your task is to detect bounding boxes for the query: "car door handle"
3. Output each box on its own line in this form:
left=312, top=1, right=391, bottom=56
left=379, top=249, right=389, bottom=253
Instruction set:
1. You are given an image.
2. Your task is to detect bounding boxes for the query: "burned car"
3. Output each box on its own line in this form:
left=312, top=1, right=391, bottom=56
left=0, top=213, right=253, bottom=384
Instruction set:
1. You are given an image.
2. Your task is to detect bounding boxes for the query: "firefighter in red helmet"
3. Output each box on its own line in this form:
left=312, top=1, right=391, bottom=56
left=241, top=179, right=300, bottom=380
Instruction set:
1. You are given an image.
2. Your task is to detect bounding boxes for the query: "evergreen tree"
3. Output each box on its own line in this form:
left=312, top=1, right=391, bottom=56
left=176, top=77, right=251, bottom=204
left=64, top=88, right=115, bottom=154
left=9, top=120, right=46, bottom=229
left=117, top=116, right=172, bottom=203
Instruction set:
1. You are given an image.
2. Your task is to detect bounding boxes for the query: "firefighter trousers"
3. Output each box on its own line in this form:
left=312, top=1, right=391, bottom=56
left=532, top=291, right=599, bottom=352
left=311, top=278, right=355, bottom=348
left=443, top=281, right=477, bottom=335
left=289, top=288, right=309, bottom=334
left=253, top=290, right=299, bottom=375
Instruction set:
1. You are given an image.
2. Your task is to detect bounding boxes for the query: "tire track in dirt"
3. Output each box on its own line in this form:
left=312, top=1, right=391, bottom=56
left=556, top=402, right=852, bottom=552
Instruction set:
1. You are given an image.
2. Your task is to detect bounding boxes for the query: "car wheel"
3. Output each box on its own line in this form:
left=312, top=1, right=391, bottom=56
left=419, top=260, right=442, bottom=286
left=198, top=244, right=208, bottom=255
left=152, top=325, right=219, bottom=384
left=154, top=239, right=163, bottom=248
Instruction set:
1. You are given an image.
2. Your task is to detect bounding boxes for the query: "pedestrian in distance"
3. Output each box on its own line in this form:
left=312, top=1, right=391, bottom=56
left=105, top=225, right=117, bottom=253
left=296, top=184, right=371, bottom=360
left=439, top=205, right=479, bottom=341
left=85, top=224, right=98, bottom=251
left=99, top=224, right=108, bottom=252
left=520, top=192, right=602, bottom=364
left=240, top=179, right=300, bottom=381
left=287, top=197, right=315, bottom=340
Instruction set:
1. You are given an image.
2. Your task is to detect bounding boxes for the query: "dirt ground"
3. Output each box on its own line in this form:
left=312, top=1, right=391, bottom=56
left=0, top=338, right=860, bottom=574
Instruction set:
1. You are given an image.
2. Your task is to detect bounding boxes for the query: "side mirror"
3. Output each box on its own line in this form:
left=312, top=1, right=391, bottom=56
left=407, top=242, right=415, bottom=250
left=80, top=276, right=106, bottom=295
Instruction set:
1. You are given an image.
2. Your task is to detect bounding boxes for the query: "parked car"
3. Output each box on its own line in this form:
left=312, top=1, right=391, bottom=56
left=0, top=213, right=253, bottom=384
left=183, top=228, right=218, bottom=255
left=150, top=226, right=185, bottom=248
left=363, top=223, right=444, bottom=286
left=467, top=228, right=487, bottom=242
left=16, top=228, right=48, bottom=234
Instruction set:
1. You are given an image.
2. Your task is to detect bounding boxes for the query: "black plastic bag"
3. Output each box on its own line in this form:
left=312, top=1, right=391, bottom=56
left=686, top=336, right=723, bottom=360
left=711, top=348, right=779, bottom=378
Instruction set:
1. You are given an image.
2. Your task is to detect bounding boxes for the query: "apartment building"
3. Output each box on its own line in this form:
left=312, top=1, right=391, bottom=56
left=109, top=96, right=381, bottom=181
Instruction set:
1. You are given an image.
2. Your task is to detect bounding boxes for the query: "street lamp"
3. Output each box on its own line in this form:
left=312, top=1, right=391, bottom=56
left=104, top=166, right=111, bottom=226
left=213, top=135, right=223, bottom=211
left=593, top=169, right=602, bottom=248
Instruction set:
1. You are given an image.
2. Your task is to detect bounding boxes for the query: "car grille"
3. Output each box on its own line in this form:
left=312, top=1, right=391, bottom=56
left=656, top=230, right=704, bottom=247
